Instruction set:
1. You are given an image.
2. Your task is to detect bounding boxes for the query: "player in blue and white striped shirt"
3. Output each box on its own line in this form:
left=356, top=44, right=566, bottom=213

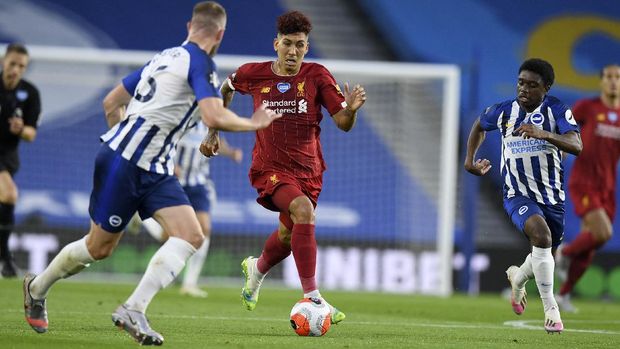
left=465, top=58, right=582, bottom=334
left=22, top=2, right=280, bottom=345
left=139, top=121, right=243, bottom=298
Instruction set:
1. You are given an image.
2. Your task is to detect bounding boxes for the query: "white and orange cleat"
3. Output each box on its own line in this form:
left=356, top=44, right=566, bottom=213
left=506, top=266, right=527, bottom=315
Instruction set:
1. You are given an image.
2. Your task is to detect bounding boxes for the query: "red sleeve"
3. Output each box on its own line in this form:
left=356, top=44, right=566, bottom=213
left=571, top=99, right=589, bottom=125
left=316, top=65, right=347, bottom=116
left=228, top=63, right=252, bottom=94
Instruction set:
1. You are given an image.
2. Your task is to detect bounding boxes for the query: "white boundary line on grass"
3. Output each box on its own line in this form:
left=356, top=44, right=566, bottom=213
left=9, top=309, right=620, bottom=335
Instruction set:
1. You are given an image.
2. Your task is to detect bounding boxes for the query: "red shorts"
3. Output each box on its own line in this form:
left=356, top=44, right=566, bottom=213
left=249, top=170, right=323, bottom=212
left=568, top=184, right=616, bottom=222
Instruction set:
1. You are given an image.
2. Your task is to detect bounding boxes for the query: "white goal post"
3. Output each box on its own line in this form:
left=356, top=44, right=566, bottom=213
left=3, top=44, right=460, bottom=297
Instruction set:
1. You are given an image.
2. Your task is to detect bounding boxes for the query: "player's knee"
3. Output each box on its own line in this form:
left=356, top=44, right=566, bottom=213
left=530, top=232, right=552, bottom=248
left=289, top=197, right=315, bottom=224
left=186, top=231, right=205, bottom=249
left=0, top=187, right=18, bottom=204
left=89, top=245, right=115, bottom=260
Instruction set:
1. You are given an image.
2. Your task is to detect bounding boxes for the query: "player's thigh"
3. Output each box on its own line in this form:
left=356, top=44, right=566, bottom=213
left=583, top=208, right=613, bottom=240
left=153, top=205, right=203, bottom=248
left=504, top=196, right=551, bottom=247
left=85, top=220, right=124, bottom=260
left=0, top=170, right=18, bottom=203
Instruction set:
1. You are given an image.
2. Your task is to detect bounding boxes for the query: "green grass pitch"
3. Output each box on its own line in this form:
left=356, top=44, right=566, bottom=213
left=1, top=278, right=618, bottom=348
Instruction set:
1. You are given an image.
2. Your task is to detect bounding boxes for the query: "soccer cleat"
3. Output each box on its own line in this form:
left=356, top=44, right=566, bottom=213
left=321, top=298, right=346, bottom=324
left=241, top=256, right=264, bottom=311
left=556, top=293, right=578, bottom=313
left=23, top=273, right=48, bottom=333
left=112, top=304, right=164, bottom=346
left=544, top=305, right=564, bottom=334
left=180, top=286, right=208, bottom=298
left=506, top=266, right=527, bottom=315
left=554, top=244, right=570, bottom=284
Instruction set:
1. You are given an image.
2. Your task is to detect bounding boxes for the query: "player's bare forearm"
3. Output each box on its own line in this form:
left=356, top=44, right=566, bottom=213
left=332, top=107, right=357, bottom=132
left=103, top=84, right=132, bottom=128
left=464, top=118, right=491, bottom=176
left=542, top=131, right=582, bottom=156
left=199, top=98, right=281, bottom=132
left=220, top=80, right=235, bottom=108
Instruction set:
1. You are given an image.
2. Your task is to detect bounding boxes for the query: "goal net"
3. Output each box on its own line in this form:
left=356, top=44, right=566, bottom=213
left=7, top=45, right=460, bottom=296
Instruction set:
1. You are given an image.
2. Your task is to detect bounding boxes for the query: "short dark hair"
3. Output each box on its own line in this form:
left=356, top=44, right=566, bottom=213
left=519, top=58, right=554, bottom=87
left=277, top=11, right=312, bottom=35
left=5, top=43, right=29, bottom=56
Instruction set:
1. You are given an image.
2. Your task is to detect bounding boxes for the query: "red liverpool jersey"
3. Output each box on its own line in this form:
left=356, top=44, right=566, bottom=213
left=229, top=62, right=346, bottom=178
left=569, top=97, right=620, bottom=191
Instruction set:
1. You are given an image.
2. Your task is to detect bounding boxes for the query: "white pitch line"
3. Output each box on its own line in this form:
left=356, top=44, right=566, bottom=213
left=7, top=309, right=619, bottom=335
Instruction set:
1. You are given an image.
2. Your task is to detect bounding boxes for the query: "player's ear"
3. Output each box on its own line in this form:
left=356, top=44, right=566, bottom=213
left=273, top=37, right=279, bottom=51
left=187, top=21, right=191, bottom=33
left=216, top=28, right=225, bottom=42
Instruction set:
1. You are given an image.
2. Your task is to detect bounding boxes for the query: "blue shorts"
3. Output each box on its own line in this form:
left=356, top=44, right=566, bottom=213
left=89, top=145, right=190, bottom=233
left=503, top=195, right=565, bottom=247
left=183, top=179, right=216, bottom=213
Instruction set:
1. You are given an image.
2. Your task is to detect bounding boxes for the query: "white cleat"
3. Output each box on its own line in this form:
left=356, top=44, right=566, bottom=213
left=544, top=305, right=564, bottom=334
left=505, top=266, right=527, bottom=315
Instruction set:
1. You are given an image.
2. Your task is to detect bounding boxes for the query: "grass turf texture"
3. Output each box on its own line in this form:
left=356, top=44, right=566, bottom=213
left=1, top=279, right=619, bottom=348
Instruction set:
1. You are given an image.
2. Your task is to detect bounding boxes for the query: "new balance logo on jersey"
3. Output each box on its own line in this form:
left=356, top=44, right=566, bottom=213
left=298, top=99, right=307, bottom=113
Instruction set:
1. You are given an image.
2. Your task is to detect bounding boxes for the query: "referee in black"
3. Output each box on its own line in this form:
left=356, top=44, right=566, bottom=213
left=0, top=43, right=41, bottom=277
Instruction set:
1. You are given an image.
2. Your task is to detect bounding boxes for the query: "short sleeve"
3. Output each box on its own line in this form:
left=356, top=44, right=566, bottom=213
left=186, top=47, right=221, bottom=101
left=228, top=64, right=252, bottom=94
left=122, top=66, right=145, bottom=96
left=555, top=104, right=580, bottom=135
left=478, top=104, right=501, bottom=131
left=23, top=84, right=41, bottom=128
left=316, top=66, right=346, bottom=116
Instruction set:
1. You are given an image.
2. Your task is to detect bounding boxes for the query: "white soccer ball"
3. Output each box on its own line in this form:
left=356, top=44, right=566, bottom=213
left=289, top=297, right=332, bottom=336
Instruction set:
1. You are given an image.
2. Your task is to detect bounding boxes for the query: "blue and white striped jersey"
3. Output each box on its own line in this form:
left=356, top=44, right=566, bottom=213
left=100, top=42, right=221, bottom=175
left=175, top=121, right=210, bottom=187
left=479, top=96, right=580, bottom=205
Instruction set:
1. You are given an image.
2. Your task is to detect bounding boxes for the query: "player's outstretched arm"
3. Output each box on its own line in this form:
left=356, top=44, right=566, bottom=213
left=513, top=125, right=582, bottom=155
left=464, top=118, right=492, bottom=176
left=103, top=84, right=132, bottom=128
left=332, top=83, right=366, bottom=132
left=199, top=97, right=282, bottom=132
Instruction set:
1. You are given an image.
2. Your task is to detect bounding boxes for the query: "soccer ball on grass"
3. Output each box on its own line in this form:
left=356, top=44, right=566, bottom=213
left=289, top=297, right=331, bottom=336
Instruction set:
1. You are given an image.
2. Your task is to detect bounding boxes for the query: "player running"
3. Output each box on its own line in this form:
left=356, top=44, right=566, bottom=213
left=555, top=64, right=620, bottom=312
left=219, top=10, right=366, bottom=325
left=464, top=58, right=582, bottom=333
left=22, top=2, right=279, bottom=345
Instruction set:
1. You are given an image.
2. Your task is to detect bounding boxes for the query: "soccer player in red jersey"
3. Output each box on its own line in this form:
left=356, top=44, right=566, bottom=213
left=556, top=64, right=620, bottom=312
left=219, top=10, right=366, bottom=324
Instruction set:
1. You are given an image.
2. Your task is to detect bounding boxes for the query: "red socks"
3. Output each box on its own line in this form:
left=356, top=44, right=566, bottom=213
left=256, top=230, right=291, bottom=274
left=560, top=249, right=595, bottom=295
left=561, top=231, right=600, bottom=257
left=290, top=224, right=317, bottom=293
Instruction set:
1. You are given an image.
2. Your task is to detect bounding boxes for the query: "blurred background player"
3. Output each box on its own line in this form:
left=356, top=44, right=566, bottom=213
left=464, top=58, right=582, bottom=333
left=555, top=64, right=620, bottom=312
left=22, top=1, right=280, bottom=345
left=134, top=121, right=243, bottom=298
left=0, top=43, right=41, bottom=278
left=220, top=10, right=366, bottom=324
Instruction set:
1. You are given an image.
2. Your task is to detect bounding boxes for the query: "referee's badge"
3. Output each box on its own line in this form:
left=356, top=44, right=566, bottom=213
left=16, top=89, right=28, bottom=101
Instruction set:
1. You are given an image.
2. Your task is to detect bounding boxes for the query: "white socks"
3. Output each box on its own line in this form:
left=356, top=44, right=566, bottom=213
left=531, top=246, right=558, bottom=311
left=182, top=237, right=210, bottom=289
left=30, top=236, right=95, bottom=299
left=514, top=253, right=533, bottom=288
left=125, top=237, right=196, bottom=313
left=143, top=218, right=165, bottom=241
left=304, top=290, right=320, bottom=299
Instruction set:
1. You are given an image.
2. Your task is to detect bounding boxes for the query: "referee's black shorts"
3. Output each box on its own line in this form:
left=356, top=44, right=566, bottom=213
left=0, top=151, right=19, bottom=176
